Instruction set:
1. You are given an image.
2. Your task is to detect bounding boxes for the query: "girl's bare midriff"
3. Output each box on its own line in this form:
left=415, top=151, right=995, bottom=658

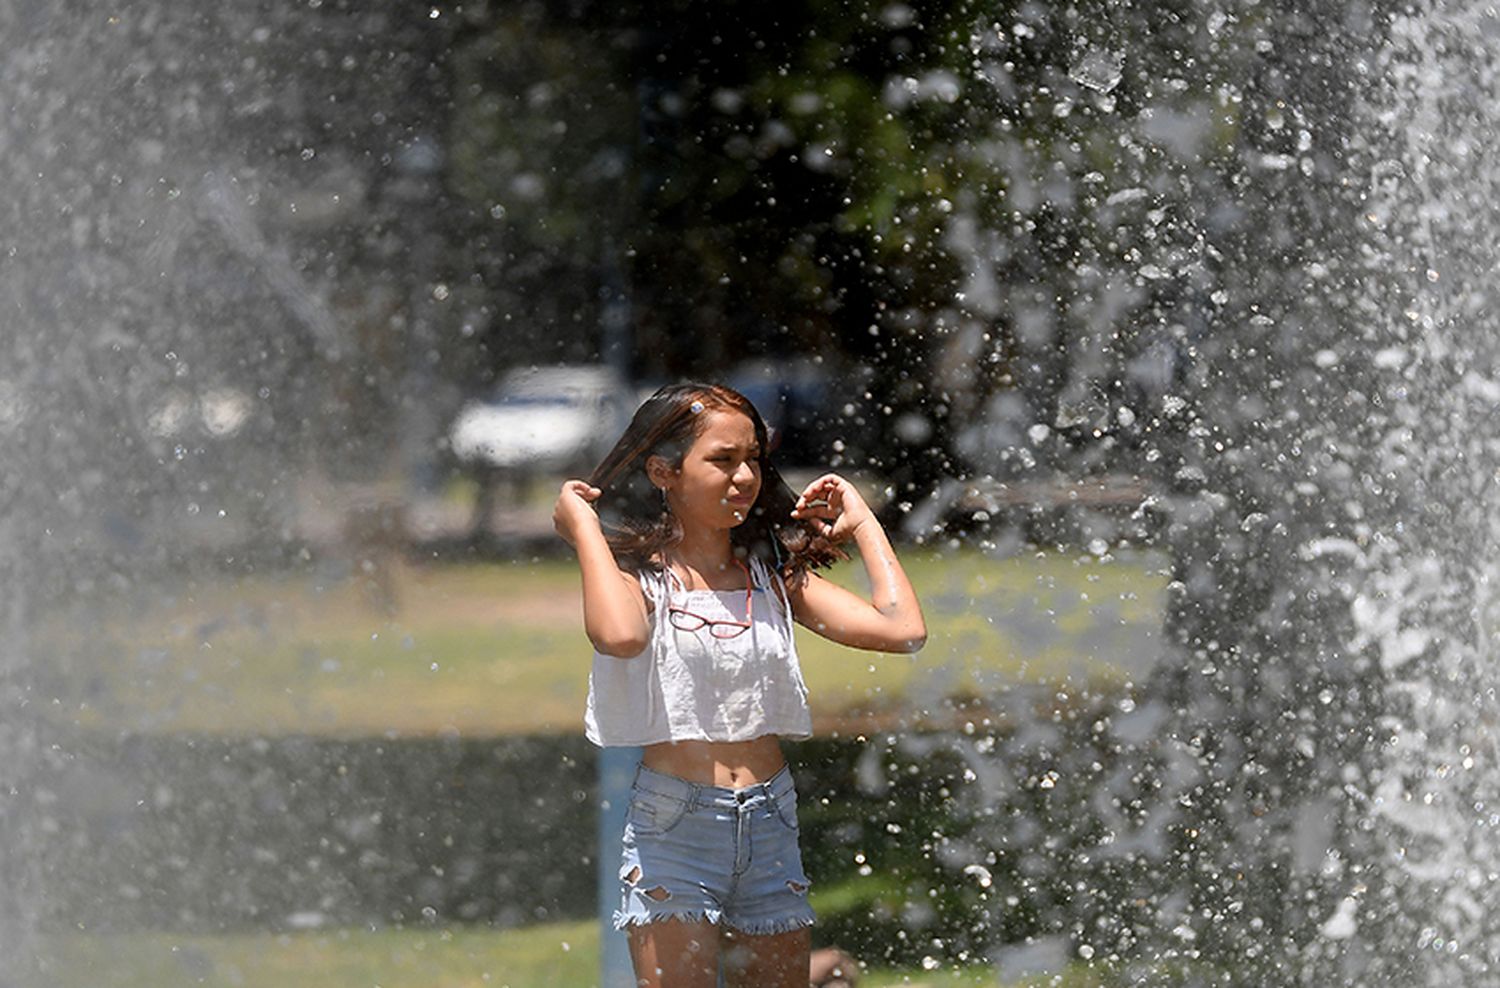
left=641, top=735, right=786, bottom=788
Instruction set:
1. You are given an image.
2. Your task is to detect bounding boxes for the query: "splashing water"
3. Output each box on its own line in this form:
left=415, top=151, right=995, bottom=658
left=1340, top=2, right=1500, bottom=978
left=3, top=2, right=1500, bottom=985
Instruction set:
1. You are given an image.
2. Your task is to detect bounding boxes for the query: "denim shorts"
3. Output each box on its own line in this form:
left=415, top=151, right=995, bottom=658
left=614, top=762, right=816, bottom=936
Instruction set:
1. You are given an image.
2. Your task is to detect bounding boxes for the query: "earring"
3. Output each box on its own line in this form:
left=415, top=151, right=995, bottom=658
left=658, top=486, right=670, bottom=513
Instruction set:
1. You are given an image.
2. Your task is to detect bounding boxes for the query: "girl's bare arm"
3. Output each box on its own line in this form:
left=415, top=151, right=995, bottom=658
left=788, top=474, right=926, bottom=653
left=554, top=480, right=650, bottom=657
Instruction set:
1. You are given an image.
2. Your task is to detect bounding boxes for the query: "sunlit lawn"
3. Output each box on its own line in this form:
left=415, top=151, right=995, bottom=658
left=32, top=919, right=1113, bottom=988
left=32, top=547, right=1171, bottom=988
left=40, top=549, right=1168, bottom=738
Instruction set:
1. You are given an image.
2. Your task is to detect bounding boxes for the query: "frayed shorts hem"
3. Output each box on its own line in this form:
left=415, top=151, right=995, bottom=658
left=613, top=909, right=815, bottom=937
left=613, top=908, right=722, bottom=931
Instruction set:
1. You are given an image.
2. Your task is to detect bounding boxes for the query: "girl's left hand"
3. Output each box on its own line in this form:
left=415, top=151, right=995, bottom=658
left=791, top=473, right=875, bottom=543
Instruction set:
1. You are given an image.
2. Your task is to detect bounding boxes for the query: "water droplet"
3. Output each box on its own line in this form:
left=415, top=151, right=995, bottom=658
left=1068, top=47, right=1124, bottom=94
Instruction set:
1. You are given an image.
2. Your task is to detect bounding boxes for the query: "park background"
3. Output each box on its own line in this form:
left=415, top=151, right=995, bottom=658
left=5, top=1, right=1500, bottom=985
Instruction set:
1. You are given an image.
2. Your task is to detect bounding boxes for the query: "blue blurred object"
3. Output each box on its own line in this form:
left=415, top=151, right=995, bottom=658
left=725, top=358, right=846, bottom=467
left=599, top=746, right=641, bottom=987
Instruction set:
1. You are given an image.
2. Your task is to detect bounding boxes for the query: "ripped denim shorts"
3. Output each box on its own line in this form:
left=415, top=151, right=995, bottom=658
left=614, top=762, right=815, bottom=936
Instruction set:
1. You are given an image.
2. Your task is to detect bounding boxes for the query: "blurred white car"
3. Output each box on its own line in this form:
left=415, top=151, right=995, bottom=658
left=449, top=365, right=631, bottom=473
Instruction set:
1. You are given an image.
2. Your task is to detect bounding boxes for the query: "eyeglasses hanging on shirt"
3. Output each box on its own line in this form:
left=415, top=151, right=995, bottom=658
left=666, top=558, right=754, bottom=640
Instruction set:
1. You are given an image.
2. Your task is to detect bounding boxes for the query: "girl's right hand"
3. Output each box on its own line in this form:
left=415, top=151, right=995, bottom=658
left=553, top=480, right=603, bottom=546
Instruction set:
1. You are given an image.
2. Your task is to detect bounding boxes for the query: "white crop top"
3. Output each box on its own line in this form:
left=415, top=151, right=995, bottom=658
left=584, top=556, right=813, bottom=747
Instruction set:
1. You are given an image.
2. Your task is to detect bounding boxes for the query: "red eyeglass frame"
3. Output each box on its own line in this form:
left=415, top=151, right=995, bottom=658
left=666, top=559, right=754, bottom=639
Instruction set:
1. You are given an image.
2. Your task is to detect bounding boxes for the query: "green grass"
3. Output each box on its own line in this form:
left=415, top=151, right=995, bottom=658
left=39, top=549, right=1168, bottom=738
left=31, top=919, right=1115, bottom=988
left=31, top=922, right=598, bottom=988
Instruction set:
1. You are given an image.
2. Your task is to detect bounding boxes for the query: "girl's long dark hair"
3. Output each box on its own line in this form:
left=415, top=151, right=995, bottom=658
left=587, top=382, right=845, bottom=577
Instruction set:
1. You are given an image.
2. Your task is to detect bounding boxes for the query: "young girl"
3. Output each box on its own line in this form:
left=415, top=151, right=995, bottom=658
left=553, top=383, right=926, bottom=988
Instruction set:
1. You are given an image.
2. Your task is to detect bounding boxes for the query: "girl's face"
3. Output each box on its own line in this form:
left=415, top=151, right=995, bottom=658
left=655, top=409, right=762, bottom=532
